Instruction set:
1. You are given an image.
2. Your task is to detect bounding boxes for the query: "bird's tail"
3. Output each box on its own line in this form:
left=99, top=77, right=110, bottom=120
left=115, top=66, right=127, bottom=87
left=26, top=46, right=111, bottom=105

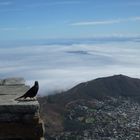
left=15, top=95, right=24, bottom=100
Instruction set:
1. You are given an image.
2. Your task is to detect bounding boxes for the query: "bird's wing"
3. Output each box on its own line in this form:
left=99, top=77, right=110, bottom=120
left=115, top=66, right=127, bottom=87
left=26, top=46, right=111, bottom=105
left=15, top=86, right=34, bottom=100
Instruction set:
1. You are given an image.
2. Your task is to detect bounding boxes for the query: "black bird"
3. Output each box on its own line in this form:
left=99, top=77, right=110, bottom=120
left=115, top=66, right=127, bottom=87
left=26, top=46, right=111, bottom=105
left=15, top=81, right=39, bottom=100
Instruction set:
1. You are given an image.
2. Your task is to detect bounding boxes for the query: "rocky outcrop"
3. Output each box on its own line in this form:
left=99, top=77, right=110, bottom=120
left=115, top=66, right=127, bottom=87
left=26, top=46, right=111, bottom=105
left=0, top=78, right=44, bottom=140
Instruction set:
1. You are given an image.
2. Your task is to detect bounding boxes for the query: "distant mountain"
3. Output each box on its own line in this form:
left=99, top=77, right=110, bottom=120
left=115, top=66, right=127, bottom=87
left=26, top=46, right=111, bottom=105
left=38, top=74, right=140, bottom=140
left=46, top=74, right=140, bottom=104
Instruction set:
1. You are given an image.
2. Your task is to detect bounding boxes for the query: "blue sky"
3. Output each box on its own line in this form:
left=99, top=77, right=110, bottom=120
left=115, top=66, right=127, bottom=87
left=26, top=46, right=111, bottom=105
left=0, top=0, right=140, bottom=41
left=0, top=0, right=140, bottom=95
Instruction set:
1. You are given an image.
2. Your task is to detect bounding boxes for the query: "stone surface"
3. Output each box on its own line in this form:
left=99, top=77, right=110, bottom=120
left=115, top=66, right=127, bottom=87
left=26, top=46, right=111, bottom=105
left=0, top=121, right=44, bottom=139
left=0, top=84, right=39, bottom=113
left=0, top=78, right=44, bottom=140
left=2, top=77, right=25, bottom=85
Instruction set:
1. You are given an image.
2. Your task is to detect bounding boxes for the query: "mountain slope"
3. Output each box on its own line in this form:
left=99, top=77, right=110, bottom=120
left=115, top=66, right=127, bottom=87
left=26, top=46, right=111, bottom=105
left=68, top=74, right=140, bottom=97
left=46, top=74, right=140, bottom=104
left=38, top=74, right=140, bottom=139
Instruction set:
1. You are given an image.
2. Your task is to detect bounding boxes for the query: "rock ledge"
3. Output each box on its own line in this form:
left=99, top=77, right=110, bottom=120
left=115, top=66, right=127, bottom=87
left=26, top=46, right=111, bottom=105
left=0, top=78, right=44, bottom=140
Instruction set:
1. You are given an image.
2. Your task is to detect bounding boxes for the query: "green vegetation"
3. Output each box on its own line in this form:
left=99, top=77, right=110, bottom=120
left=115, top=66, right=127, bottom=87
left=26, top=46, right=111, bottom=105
left=85, top=117, right=95, bottom=124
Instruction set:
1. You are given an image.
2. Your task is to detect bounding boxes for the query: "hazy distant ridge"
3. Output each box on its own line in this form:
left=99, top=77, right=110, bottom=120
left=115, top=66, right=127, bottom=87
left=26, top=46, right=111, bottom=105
left=47, top=74, right=140, bottom=104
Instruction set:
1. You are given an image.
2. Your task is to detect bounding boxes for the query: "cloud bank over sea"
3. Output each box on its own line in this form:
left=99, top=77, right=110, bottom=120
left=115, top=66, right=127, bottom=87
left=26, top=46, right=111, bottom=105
left=0, top=38, right=140, bottom=95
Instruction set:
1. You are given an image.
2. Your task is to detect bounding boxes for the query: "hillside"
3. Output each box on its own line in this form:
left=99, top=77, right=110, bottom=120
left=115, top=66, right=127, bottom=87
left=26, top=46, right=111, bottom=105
left=38, top=75, right=140, bottom=140
left=44, top=74, right=140, bottom=104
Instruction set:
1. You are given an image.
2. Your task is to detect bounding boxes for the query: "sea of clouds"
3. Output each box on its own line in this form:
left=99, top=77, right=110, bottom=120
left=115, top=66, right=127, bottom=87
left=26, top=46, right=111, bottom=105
left=0, top=39, right=140, bottom=95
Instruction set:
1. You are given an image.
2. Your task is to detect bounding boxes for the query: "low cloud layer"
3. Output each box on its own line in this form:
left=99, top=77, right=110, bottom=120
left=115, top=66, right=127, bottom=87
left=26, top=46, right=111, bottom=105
left=0, top=40, right=140, bottom=95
